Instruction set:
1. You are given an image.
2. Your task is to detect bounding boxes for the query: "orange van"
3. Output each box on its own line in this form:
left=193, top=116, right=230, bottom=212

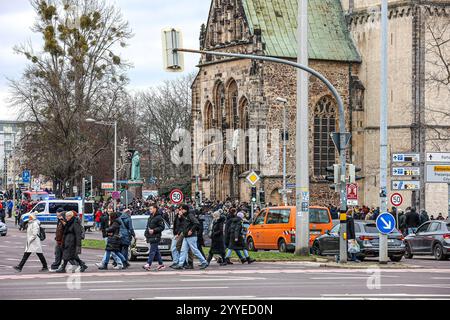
left=246, top=206, right=333, bottom=252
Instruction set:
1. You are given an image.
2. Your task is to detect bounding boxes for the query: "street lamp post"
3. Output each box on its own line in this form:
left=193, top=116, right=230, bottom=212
left=86, top=118, right=118, bottom=211
left=276, top=97, right=288, bottom=206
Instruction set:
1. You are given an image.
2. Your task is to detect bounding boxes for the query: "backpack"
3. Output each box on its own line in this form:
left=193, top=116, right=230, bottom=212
left=37, top=226, right=46, bottom=241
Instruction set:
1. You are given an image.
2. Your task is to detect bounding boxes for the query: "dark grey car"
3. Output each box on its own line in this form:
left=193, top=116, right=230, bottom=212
left=404, top=221, right=450, bottom=261
left=312, top=220, right=406, bottom=262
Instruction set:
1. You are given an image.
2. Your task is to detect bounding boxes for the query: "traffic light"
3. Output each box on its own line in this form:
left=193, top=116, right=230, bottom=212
left=162, top=28, right=184, bottom=72
left=84, top=177, right=92, bottom=198
left=251, top=186, right=257, bottom=203
left=326, top=164, right=340, bottom=192
left=347, top=164, right=363, bottom=183
left=259, top=190, right=265, bottom=205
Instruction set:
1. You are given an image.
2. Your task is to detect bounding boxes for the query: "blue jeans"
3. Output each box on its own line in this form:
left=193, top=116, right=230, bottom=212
left=147, top=243, right=163, bottom=266
left=103, top=238, right=119, bottom=262
left=102, top=250, right=126, bottom=266
left=178, top=236, right=207, bottom=266
left=170, top=237, right=180, bottom=264
left=226, top=248, right=244, bottom=259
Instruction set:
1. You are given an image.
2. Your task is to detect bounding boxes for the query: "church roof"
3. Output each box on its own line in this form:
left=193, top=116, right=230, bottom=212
left=241, top=0, right=361, bottom=62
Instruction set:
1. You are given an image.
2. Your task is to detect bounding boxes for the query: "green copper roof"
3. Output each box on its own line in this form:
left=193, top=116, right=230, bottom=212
left=241, top=0, right=361, bottom=62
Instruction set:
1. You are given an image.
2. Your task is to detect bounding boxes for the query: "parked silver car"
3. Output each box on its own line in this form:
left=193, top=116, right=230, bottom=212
left=129, top=215, right=173, bottom=261
left=0, top=222, right=7, bottom=236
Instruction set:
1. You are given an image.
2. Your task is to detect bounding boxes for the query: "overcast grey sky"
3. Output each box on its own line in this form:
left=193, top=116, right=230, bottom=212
left=0, top=0, right=210, bottom=120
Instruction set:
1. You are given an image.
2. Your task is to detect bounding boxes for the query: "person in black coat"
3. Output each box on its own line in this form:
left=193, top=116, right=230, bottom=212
left=224, top=209, right=245, bottom=264
left=346, top=210, right=360, bottom=263
left=206, top=211, right=227, bottom=266
left=56, top=211, right=87, bottom=273
left=405, top=208, right=421, bottom=234
left=143, top=204, right=166, bottom=271
left=96, top=212, right=128, bottom=270
left=224, top=208, right=238, bottom=264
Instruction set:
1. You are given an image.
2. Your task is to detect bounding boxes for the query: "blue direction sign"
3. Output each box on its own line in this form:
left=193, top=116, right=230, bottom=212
left=376, top=212, right=396, bottom=234
left=22, top=170, right=31, bottom=184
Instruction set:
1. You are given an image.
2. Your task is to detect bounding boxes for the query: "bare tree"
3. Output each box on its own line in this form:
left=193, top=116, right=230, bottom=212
left=8, top=0, right=133, bottom=195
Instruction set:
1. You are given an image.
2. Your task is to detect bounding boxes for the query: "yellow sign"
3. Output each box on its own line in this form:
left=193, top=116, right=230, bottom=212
left=246, top=171, right=260, bottom=185
left=434, top=166, right=450, bottom=172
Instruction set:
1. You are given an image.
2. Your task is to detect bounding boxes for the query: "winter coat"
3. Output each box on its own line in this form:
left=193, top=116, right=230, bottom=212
left=182, top=211, right=200, bottom=238
left=209, top=216, right=225, bottom=254
left=105, top=219, right=122, bottom=252
left=197, top=215, right=205, bottom=246
left=173, top=214, right=184, bottom=236
left=62, top=218, right=82, bottom=260
left=419, top=211, right=430, bottom=225
left=25, top=220, right=43, bottom=254
left=55, top=220, right=65, bottom=246
left=228, top=217, right=246, bottom=250
left=405, top=211, right=421, bottom=228
left=144, top=212, right=165, bottom=244
left=119, top=213, right=135, bottom=246
left=100, top=213, right=110, bottom=238
left=224, top=214, right=235, bottom=247
left=347, top=216, right=356, bottom=240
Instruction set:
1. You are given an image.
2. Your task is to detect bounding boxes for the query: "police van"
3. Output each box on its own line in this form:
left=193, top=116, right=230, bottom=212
left=20, top=199, right=96, bottom=231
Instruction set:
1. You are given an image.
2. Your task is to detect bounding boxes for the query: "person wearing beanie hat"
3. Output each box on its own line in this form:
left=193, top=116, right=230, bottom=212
left=14, top=212, right=48, bottom=272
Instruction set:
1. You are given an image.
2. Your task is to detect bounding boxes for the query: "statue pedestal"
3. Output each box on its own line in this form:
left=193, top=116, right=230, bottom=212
left=127, top=180, right=144, bottom=199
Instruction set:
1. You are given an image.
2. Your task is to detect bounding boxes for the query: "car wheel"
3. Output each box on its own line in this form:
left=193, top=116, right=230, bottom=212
left=278, top=239, right=287, bottom=253
left=389, top=255, right=403, bottom=262
left=247, top=237, right=257, bottom=252
left=312, top=241, right=322, bottom=256
left=433, top=243, right=446, bottom=261
left=404, top=243, right=413, bottom=259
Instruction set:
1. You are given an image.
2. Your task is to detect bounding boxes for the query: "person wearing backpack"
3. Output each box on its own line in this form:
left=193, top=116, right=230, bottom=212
left=118, top=209, right=135, bottom=264
left=14, top=212, right=48, bottom=272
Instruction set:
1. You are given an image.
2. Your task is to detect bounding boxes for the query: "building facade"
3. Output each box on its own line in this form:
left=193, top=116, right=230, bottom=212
left=0, top=120, right=23, bottom=189
left=191, top=0, right=450, bottom=214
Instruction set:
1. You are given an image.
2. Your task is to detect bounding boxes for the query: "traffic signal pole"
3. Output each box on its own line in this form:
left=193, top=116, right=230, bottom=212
left=171, top=31, right=348, bottom=258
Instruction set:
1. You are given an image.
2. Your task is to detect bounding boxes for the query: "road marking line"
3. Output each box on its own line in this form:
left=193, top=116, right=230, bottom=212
left=180, top=277, right=266, bottom=282
left=322, top=294, right=450, bottom=298
left=23, top=298, right=82, bottom=301
left=47, top=280, right=124, bottom=285
left=89, top=286, right=229, bottom=292
left=151, top=296, right=255, bottom=300
left=309, top=276, right=399, bottom=280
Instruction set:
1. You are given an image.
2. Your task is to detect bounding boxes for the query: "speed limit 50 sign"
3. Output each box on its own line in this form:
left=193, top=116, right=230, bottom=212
left=390, top=193, right=403, bottom=207
left=170, top=189, right=184, bottom=204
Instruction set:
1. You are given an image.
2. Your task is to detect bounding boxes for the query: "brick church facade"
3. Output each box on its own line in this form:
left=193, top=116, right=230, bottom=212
left=191, top=0, right=450, bottom=213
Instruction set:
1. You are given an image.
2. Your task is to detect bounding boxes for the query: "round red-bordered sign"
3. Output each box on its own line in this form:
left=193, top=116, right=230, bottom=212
left=390, top=193, right=403, bottom=207
left=170, top=189, right=184, bottom=204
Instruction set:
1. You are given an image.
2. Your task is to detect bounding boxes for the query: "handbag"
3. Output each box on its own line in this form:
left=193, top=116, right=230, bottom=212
left=348, top=239, right=360, bottom=254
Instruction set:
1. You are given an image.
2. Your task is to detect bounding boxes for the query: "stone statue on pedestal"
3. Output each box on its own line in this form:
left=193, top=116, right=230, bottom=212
left=131, top=151, right=141, bottom=181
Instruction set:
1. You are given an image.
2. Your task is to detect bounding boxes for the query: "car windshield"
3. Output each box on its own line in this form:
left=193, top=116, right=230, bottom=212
left=364, top=224, right=399, bottom=234
left=309, top=208, right=330, bottom=224
left=30, top=194, right=47, bottom=201
left=446, top=223, right=450, bottom=231
left=132, top=218, right=148, bottom=230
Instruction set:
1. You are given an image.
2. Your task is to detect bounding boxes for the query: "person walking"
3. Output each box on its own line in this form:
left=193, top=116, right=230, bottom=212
left=224, top=208, right=245, bottom=264
left=226, top=211, right=248, bottom=264
left=405, top=208, right=421, bottom=235
left=170, top=208, right=183, bottom=268
left=0, top=202, right=5, bottom=223
left=346, top=210, right=360, bottom=263
left=50, top=209, right=66, bottom=271
left=143, top=204, right=166, bottom=271
left=419, top=210, right=430, bottom=225
left=14, top=213, right=48, bottom=272
left=172, top=205, right=208, bottom=270
left=119, top=209, right=135, bottom=264
left=56, top=211, right=87, bottom=273
left=96, top=211, right=128, bottom=270
left=206, top=211, right=227, bottom=266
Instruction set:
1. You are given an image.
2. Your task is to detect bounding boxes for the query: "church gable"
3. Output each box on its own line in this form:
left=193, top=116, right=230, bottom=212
left=202, top=0, right=251, bottom=49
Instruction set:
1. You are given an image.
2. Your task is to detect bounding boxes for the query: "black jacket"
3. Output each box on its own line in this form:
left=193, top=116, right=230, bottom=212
left=182, top=211, right=200, bottom=238
left=405, top=211, right=420, bottom=228
left=173, top=214, right=184, bottom=236
left=347, top=216, right=356, bottom=240
left=62, top=218, right=82, bottom=260
left=144, top=212, right=165, bottom=244
left=105, top=219, right=122, bottom=252
left=210, top=216, right=225, bottom=254
left=228, top=217, right=246, bottom=250
left=224, top=214, right=234, bottom=246
left=100, top=213, right=110, bottom=238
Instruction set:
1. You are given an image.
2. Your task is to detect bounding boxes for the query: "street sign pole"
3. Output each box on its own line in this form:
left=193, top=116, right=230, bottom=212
left=379, top=0, right=389, bottom=264
left=81, top=177, right=86, bottom=227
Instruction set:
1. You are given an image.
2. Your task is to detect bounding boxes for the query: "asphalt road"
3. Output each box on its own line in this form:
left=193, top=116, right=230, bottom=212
left=1, top=218, right=450, bottom=300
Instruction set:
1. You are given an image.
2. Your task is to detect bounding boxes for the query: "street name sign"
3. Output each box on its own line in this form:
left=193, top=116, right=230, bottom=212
left=392, top=153, right=420, bottom=163
left=246, top=171, right=260, bottom=186
left=376, top=212, right=396, bottom=234
left=391, top=167, right=420, bottom=177
left=426, top=153, right=450, bottom=163
left=391, top=180, right=420, bottom=190
left=101, top=182, right=114, bottom=190
left=390, top=193, right=403, bottom=207
left=426, top=164, right=450, bottom=183
left=170, top=189, right=184, bottom=204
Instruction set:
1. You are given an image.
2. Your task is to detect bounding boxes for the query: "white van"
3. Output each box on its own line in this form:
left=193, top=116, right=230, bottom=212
left=21, top=199, right=96, bottom=230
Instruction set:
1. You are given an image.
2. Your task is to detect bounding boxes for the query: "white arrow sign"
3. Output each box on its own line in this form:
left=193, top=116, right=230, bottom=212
left=427, top=153, right=450, bottom=163
left=380, top=217, right=392, bottom=230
